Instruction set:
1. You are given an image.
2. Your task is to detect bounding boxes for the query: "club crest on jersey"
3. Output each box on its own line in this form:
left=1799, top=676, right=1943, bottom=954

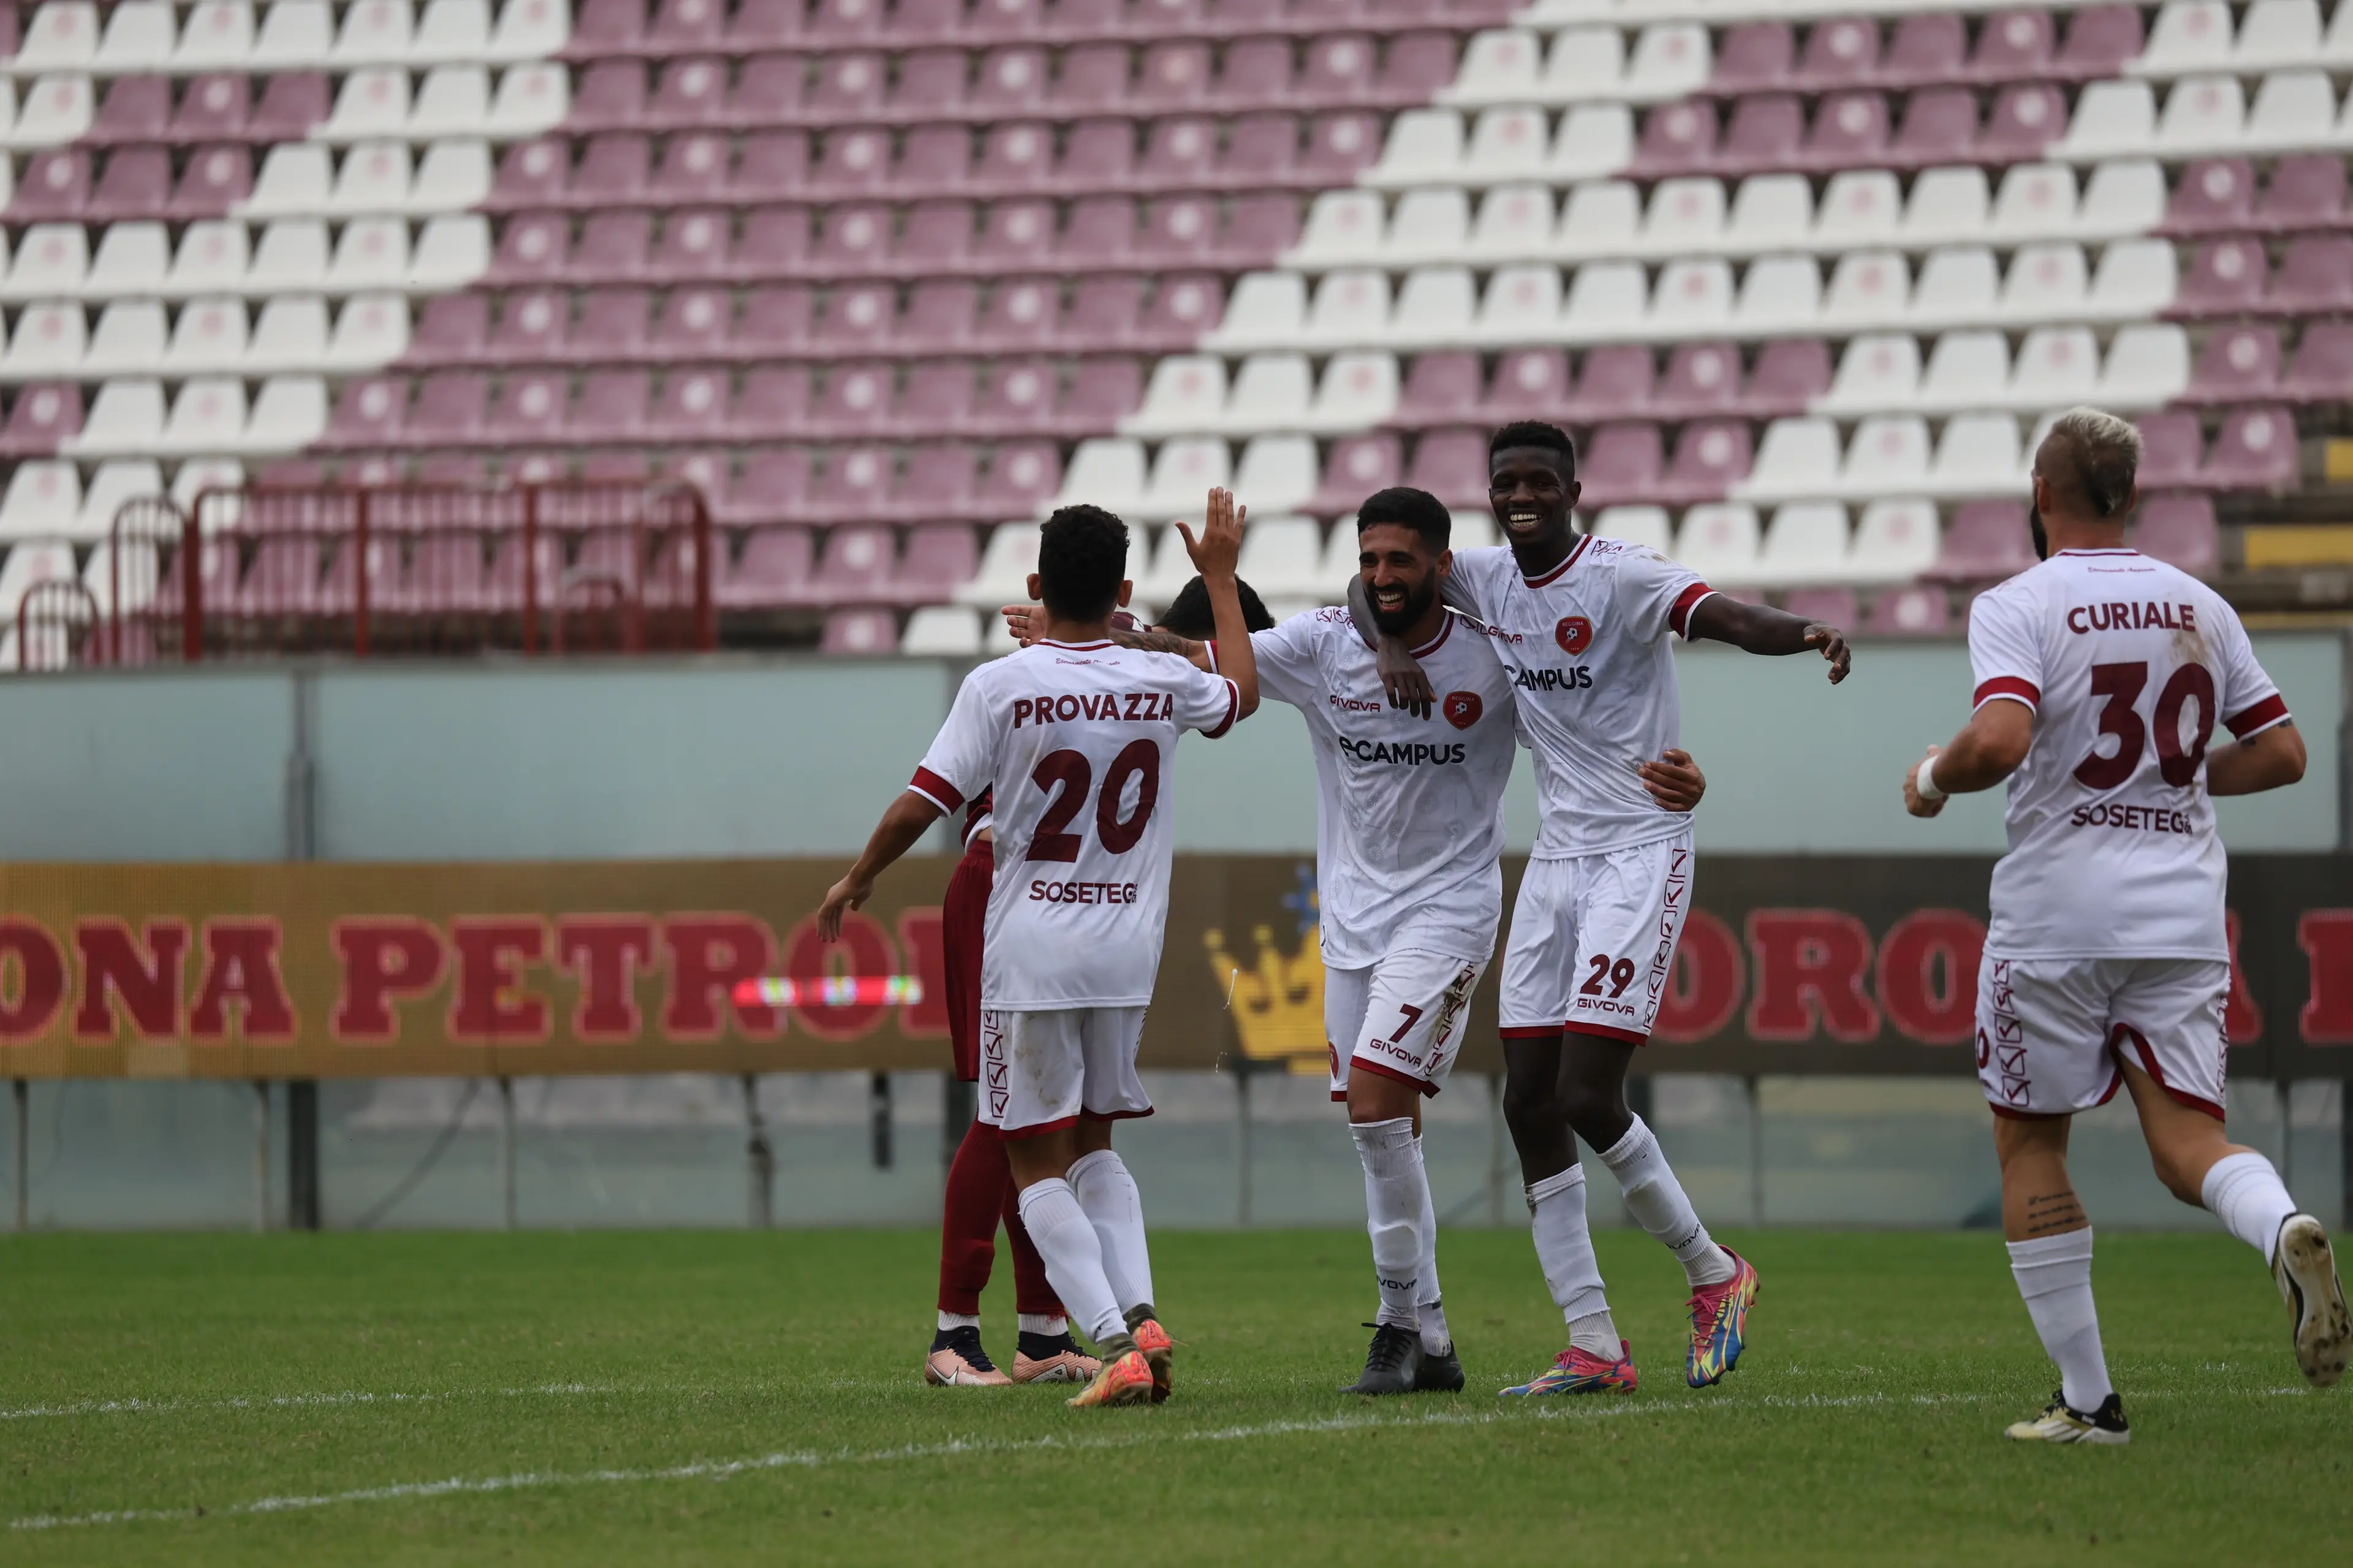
left=1554, top=616, right=1594, bottom=656
left=1443, top=691, right=1482, bottom=729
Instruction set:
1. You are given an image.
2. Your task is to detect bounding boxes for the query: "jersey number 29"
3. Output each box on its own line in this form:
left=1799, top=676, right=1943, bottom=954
left=1026, top=741, right=1161, bottom=862
left=2074, top=660, right=2215, bottom=790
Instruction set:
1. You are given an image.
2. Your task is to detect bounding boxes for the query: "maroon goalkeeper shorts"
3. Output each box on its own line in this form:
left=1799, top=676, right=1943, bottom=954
left=943, top=840, right=992, bottom=1083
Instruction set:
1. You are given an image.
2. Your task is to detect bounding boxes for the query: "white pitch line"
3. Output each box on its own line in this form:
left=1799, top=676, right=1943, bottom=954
left=0, top=1384, right=610, bottom=1423
left=7, top=1382, right=2315, bottom=1532
left=2, top=1391, right=1993, bottom=1533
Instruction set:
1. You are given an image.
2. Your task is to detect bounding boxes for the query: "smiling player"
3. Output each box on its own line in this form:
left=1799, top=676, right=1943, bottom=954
left=1021, top=487, right=1706, bottom=1395
left=1360, top=422, right=1851, bottom=1398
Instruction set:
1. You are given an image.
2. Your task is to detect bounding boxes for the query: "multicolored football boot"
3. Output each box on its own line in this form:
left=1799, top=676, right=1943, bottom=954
left=923, top=1325, right=1012, bottom=1387
left=1686, top=1248, right=1759, bottom=1388
left=1127, top=1306, right=1175, bottom=1403
left=1009, top=1331, right=1100, bottom=1385
left=1066, top=1347, right=1156, bottom=1409
left=1499, top=1339, right=1639, bottom=1396
left=2005, top=1390, right=2130, bottom=1445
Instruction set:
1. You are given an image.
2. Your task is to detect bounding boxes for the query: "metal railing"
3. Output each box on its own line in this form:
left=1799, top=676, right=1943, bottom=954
left=79, top=479, right=715, bottom=668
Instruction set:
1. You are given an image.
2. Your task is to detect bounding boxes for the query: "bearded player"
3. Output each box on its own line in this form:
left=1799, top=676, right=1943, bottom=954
left=1361, top=422, right=1851, bottom=1396
left=1902, top=407, right=2345, bottom=1442
left=1022, top=487, right=1706, bottom=1394
left=822, top=491, right=1259, bottom=1407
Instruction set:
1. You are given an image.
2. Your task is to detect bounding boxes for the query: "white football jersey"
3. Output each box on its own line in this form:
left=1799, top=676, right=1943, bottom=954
left=1968, top=548, right=2289, bottom=961
left=1250, top=607, right=1520, bottom=968
left=1446, top=537, right=1714, bottom=857
left=911, top=637, right=1240, bottom=1009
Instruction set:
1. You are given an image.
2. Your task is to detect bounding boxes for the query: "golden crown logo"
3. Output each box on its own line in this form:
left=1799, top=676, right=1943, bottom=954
left=1203, top=921, right=1327, bottom=1074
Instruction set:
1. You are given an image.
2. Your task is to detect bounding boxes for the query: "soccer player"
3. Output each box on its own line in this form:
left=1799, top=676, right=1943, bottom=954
left=925, top=786, right=1101, bottom=1387
left=1359, top=421, right=1851, bottom=1397
left=820, top=491, right=1260, bottom=1408
left=1025, top=488, right=1707, bottom=1395
left=1901, top=407, right=2347, bottom=1441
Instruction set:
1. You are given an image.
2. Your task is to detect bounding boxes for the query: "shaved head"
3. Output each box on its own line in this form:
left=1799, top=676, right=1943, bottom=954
left=2035, top=406, right=2143, bottom=520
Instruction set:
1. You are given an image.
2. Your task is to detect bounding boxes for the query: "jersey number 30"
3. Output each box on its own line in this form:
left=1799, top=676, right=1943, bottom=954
left=2075, top=660, right=2215, bottom=790
left=1026, top=741, right=1161, bottom=862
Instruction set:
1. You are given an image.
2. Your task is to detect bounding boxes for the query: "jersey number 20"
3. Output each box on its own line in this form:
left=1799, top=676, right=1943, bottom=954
left=2074, top=661, right=2215, bottom=790
left=1026, top=741, right=1161, bottom=862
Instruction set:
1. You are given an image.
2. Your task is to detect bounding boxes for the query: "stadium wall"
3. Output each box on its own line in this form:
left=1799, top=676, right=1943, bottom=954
left=0, top=629, right=2343, bottom=862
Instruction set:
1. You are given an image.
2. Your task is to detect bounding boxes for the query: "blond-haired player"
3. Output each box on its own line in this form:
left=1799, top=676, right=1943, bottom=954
left=1905, top=407, right=2347, bottom=1442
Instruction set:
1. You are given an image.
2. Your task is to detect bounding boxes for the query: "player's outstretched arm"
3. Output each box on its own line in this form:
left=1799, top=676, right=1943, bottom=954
left=1686, top=596, right=1851, bottom=684
left=1346, top=574, right=1436, bottom=719
left=1636, top=748, right=1707, bottom=812
left=1181, top=487, right=1259, bottom=719
left=2206, top=721, right=2306, bottom=797
left=817, top=790, right=945, bottom=941
left=1903, top=700, right=2034, bottom=819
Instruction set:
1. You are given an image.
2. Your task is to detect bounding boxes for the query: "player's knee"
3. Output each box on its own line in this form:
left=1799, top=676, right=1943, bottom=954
left=1555, top=1077, right=1627, bottom=1145
left=1500, top=1077, right=1559, bottom=1138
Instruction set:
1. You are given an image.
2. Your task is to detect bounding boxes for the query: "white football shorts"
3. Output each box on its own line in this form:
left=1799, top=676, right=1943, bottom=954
left=1974, top=955, right=2232, bottom=1121
left=1324, top=948, right=1489, bottom=1100
left=1499, top=827, right=1695, bottom=1045
left=977, top=1006, right=1153, bottom=1137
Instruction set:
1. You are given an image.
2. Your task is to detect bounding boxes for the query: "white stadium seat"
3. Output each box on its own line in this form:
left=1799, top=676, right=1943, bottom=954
left=487, top=62, right=568, bottom=138
left=900, top=605, right=982, bottom=656
left=252, top=296, right=332, bottom=374
left=2138, top=1, right=2237, bottom=77
left=1292, top=192, right=1385, bottom=269
left=95, top=2, right=176, bottom=72
left=1056, top=437, right=1149, bottom=518
left=409, top=215, right=491, bottom=289
left=1849, top=499, right=1941, bottom=583
left=411, top=66, right=493, bottom=138
left=167, top=221, right=250, bottom=296
left=1223, top=355, right=1312, bottom=436
left=254, top=1, right=336, bottom=69
left=1308, top=352, right=1398, bottom=433
left=18, top=3, right=99, bottom=72
left=1466, top=107, right=1549, bottom=182
left=1556, top=181, right=1640, bottom=259
left=246, top=376, right=328, bottom=453
left=1815, top=171, right=1901, bottom=248
left=1930, top=413, right=2024, bottom=499
left=246, top=145, right=336, bottom=218
left=164, top=298, right=249, bottom=375
left=84, top=301, right=167, bottom=376
left=1232, top=436, right=1319, bottom=518
left=2007, top=328, right=2100, bottom=411
left=1140, top=437, right=1229, bottom=521
left=1208, top=272, right=1305, bottom=352
left=72, top=378, right=167, bottom=458
left=1476, top=264, right=1558, bottom=343
left=1126, top=355, right=1228, bottom=438
left=1384, top=188, right=1471, bottom=268
left=1542, top=26, right=1624, bottom=102
left=1, top=301, right=85, bottom=380
left=0, top=461, right=81, bottom=540
left=1729, top=174, right=1811, bottom=252
left=176, top=1, right=259, bottom=70
left=1303, top=269, right=1395, bottom=348
left=1549, top=104, right=1634, bottom=181
left=1469, top=186, right=1553, bottom=262
left=1754, top=503, right=1851, bottom=588
left=2097, top=325, right=2191, bottom=408
left=1821, top=335, right=1920, bottom=415
left=1674, top=503, right=1761, bottom=581
left=74, top=461, right=163, bottom=543
left=335, top=0, right=418, bottom=66
left=1902, top=168, right=1991, bottom=250
left=956, top=522, right=1041, bottom=610
left=1593, top=506, right=1670, bottom=555
left=1233, top=515, right=1328, bottom=600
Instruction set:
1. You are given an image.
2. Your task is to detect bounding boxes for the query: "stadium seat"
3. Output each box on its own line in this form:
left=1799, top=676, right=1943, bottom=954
left=1864, top=585, right=1952, bottom=636
left=901, top=604, right=983, bottom=655
left=0, top=459, right=81, bottom=538
left=2203, top=406, right=2298, bottom=491
left=1753, top=501, right=1851, bottom=587
left=1673, top=503, right=1761, bottom=582
left=2131, top=493, right=2220, bottom=576
left=2282, top=322, right=2353, bottom=403
left=1593, top=506, right=1670, bottom=555
left=2183, top=324, right=2283, bottom=406
left=1849, top=498, right=1941, bottom=582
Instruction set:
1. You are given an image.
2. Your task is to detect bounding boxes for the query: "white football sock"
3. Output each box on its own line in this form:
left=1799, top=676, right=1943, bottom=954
left=936, top=1311, right=980, bottom=1332
left=1014, top=1178, right=1127, bottom=1346
left=1415, top=1135, right=1450, bottom=1355
left=2007, top=1228, right=2113, bottom=1414
left=1567, top=1311, right=1621, bottom=1360
left=1017, top=1312, right=1067, bottom=1336
left=1067, top=1148, right=1157, bottom=1313
left=1528, top=1165, right=1612, bottom=1337
left=1599, top=1115, right=1737, bottom=1288
left=1351, top=1118, right=1427, bottom=1331
left=2201, top=1151, right=2299, bottom=1264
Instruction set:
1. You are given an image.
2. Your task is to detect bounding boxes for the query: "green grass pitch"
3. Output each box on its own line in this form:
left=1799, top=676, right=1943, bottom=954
left=3, top=1228, right=2346, bottom=1564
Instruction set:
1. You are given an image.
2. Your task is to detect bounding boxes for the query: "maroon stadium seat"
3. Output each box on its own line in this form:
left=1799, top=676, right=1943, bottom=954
left=1713, top=22, right=1794, bottom=94
left=733, top=206, right=812, bottom=273
left=1884, top=13, right=1967, bottom=87
left=813, top=202, right=890, bottom=273
left=2203, top=407, right=2299, bottom=493
left=1056, top=45, right=1134, bottom=110
left=729, top=365, right=813, bottom=437
left=2270, top=237, right=2353, bottom=315
left=2175, top=236, right=2269, bottom=318
left=809, top=452, right=894, bottom=529
left=327, top=376, right=409, bottom=447
left=412, top=295, right=491, bottom=365
left=492, top=213, right=571, bottom=284
left=1404, top=427, right=1489, bottom=510
left=572, top=372, right=651, bottom=441
left=0, top=384, right=81, bottom=458
left=729, top=0, right=807, bottom=50
left=567, top=212, right=653, bottom=281
left=2255, top=154, right=2346, bottom=235
left=572, top=290, right=652, bottom=362
left=575, top=0, right=649, bottom=51
left=251, top=72, right=330, bottom=142
left=650, top=0, right=726, bottom=51
left=1064, top=196, right=1139, bottom=265
left=813, top=362, right=893, bottom=437
left=10, top=150, right=89, bottom=222
left=2183, top=324, right=2282, bottom=406
left=167, top=145, right=252, bottom=219
left=898, top=124, right=974, bottom=194
left=1395, top=351, right=1480, bottom=426
left=2055, top=4, right=2143, bottom=78
left=648, top=366, right=732, bottom=439
left=974, top=441, right=1061, bottom=516
left=1140, top=116, right=1218, bottom=188
left=1745, top=338, right=1833, bottom=415
left=974, top=121, right=1055, bottom=192
left=1797, top=17, right=1881, bottom=91
left=1653, top=341, right=1745, bottom=421
left=1929, top=499, right=2037, bottom=583
left=971, top=47, right=1051, bottom=115
left=495, top=138, right=570, bottom=206
left=896, top=201, right=977, bottom=274
left=2282, top=323, right=2353, bottom=403
left=1378, top=33, right=1458, bottom=99
left=809, top=126, right=890, bottom=196
left=731, top=131, right=810, bottom=199
left=1300, top=112, right=1381, bottom=180
left=487, top=373, right=569, bottom=446
left=491, top=290, right=569, bottom=363
left=1480, top=348, right=1570, bottom=424
left=409, top=373, right=491, bottom=447
left=821, top=608, right=900, bottom=653
left=1635, top=99, right=1719, bottom=178
left=1865, top=585, right=1950, bottom=636
left=977, top=276, right=1061, bottom=349
left=1659, top=420, right=1753, bottom=505
left=1299, top=34, right=1377, bottom=104
left=973, top=200, right=1055, bottom=270
left=893, top=0, right=971, bottom=42
left=808, top=0, right=885, bottom=44
left=901, top=280, right=979, bottom=347
left=655, top=132, right=730, bottom=199
left=1563, top=346, right=1654, bottom=425
left=92, top=75, right=170, bottom=142
left=732, top=54, right=806, bottom=121
left=1058, top=118, right=1137, bottom=187
left=972, top=357, right=1058, bottom=434
left=899, top=523, right=980, bottom=600
left=2132, top=412, right=2207, bottom=490
left=1129, top=272, right=1217, bottom=347
left=174, top=74, right=252, bottom=140
left=893, top=49, right=972, bottom=116
left=1309, top=433, right=1404, bottom=517
left=2130, top=494, right=2218, bottom=577
left=651, top=206, right=730, bottom=279
left=1055, top=357, right=1143, bottom=430
left=896, top=360, right=977, bottom=432
left=1221, top=39, right=1294, bottom=103
left=573, top=62, right=650, bottom=132
left=1978, top=83, right=2064, bottom=161
left=720, top=528, right=816, bottom=605
left=1801, top=92, right=1890, bottom=175
left=1137, top=41, right=1213, bottom=109
left=1578, top=423, right=1665, bottom=508
left=2164, top=158, right=2257, bottom=236
left=1890, top=86, right=1977, bottom=165
left=1783, top=586, right=1859, bottom=626
left=1963, top=10, right=2048, bottom=86
left=892, top=449, right=980, bottom=524
left=816, top=282, right=896, bottom=349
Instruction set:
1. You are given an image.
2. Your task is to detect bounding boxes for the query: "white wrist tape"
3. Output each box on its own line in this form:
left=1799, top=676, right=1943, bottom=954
left=1914, top=754, right=1945, bottom=802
